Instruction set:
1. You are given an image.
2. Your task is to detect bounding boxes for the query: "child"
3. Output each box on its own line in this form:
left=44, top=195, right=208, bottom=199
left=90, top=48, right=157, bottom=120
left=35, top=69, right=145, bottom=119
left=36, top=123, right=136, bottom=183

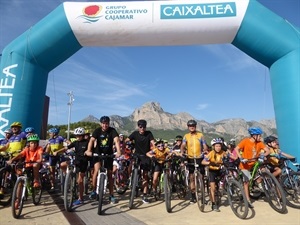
left=146, top=140, right=170, bottom=197
left=9, top=134, right=43, bottom=187
left=201, top=138, right=227, bottom=212
left=55, top=127, right=89, bottom=205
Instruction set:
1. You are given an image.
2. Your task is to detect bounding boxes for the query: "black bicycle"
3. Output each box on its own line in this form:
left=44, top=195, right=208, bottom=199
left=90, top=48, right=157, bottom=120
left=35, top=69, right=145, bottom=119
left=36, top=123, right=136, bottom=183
left=0, top=155, right=16, bottom=206
left=63, top=151, right=77, bottom=212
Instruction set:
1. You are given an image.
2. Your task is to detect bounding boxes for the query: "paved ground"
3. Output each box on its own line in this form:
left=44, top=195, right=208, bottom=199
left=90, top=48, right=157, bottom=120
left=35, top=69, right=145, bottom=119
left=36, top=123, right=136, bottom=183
left=1, top=189, right=299, bottom=225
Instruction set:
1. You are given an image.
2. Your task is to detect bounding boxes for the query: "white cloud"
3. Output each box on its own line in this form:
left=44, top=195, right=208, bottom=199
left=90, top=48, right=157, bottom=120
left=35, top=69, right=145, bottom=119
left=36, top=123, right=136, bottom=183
left=196, top=104, right=209, bottom=111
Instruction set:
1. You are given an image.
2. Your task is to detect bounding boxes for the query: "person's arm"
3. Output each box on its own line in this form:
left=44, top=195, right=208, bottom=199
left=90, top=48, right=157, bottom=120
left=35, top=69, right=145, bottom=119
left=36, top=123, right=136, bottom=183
left=53, top=146, right=68, bottom=156
left=85, top=137, right=96, bottom=157
left=180, top=141, right=186, bottom=155
left=114, top=136, right=122, bottom=158
left=146, top=150, right=154, bottom=158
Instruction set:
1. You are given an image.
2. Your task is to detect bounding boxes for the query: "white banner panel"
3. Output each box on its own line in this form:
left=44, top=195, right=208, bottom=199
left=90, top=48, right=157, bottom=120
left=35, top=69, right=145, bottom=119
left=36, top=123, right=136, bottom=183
left=64, top=0, right=249, bottom=46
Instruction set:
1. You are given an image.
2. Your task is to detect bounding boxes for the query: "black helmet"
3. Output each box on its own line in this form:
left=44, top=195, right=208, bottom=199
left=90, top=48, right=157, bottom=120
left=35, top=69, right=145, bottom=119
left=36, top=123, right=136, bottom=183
left=264, top=135, right=277, bottom=144
left=137, top=119, right=147, bottom=127
left=187, top=120, right=197, bottom=126
left=175, top=135, right=183, bottom=141
left=100, top=116, right=110, bottom=123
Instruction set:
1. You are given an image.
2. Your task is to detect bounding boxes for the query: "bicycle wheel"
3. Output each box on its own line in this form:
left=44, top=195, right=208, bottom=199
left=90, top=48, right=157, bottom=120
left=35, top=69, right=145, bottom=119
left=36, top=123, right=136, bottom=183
left=261, top=170, right=287, bottom=213
left=0, top=168, right=15, bottom=206
left=11, top=178, right=25, bottom=219
left=32, top=177, right=42, bottom=205
left=129, top=168, right=138, bottom=209
left=164, top=171, right=171, bottom=213
left=64, top=171, right=75, bottom=212
left=195, top=171, right=205, bottom=212
left=114, top=170, right=128, bottom=195
left=97, top=173, right=105, bottom=215
left=280, top=172, right=300, bottom=209
left=226, top=179, right=249, bottom=219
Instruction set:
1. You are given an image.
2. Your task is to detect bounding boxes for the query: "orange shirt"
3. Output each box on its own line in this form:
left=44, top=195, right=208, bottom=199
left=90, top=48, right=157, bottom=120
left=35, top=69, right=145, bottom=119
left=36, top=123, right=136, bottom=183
left=20, top=146, right=43, bottom=167
left=238, top=138, right=266, bottom=170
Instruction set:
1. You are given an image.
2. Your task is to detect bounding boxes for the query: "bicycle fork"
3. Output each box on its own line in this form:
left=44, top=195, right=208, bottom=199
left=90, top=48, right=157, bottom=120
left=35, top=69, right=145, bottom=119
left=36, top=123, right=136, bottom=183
left=96, top=172, right=107, bottom=195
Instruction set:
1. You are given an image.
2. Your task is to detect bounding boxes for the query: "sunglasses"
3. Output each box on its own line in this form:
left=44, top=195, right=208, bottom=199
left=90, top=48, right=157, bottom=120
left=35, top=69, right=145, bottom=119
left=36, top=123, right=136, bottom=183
left=138, top=125, right=146, bottom=128
left=157, top=145, right=164, bottom=148
left=188, top=125, right=196, bottom=127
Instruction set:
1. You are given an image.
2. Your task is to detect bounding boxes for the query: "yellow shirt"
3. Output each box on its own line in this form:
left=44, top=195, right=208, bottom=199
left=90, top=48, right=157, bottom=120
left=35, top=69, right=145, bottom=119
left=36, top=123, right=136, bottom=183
left=152, top=148, right=170, bottom=164
left=183, top=132, right=205, bottom=158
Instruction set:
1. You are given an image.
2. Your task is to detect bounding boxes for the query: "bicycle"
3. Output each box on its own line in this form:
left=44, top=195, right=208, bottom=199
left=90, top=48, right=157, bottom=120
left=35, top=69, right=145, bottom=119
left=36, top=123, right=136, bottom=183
left=63, top=151, right=78, bottom=212
left=278, top=156, right=300, bottom=209
left=113, top=156, right=130, bottom=195
left=170, top=155, right=188, bottom=200
left=128, top=154, right=145, bottom=209
left=93, top=153, right=115, bottom=215
left=183, top=156, right=205, bottom=212
left=0, top=154, right=17, bottom=206
left=221, top=157, right=249, bottom=219
left=244, top=157, right=287, bottom=213
left=11, top=161, right=43, bottom=219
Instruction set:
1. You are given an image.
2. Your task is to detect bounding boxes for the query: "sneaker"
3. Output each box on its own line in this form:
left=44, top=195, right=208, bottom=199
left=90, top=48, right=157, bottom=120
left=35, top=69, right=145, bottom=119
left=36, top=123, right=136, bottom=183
left=142, top=195, right=150, bottom=204
left=89, top=191, right=97, bottom=199
left=73, top=199, right=83, bottom=206
left=109, top=195, right=117, bottom=204
left=212, top=204, right=220, bottom=212
left=248, top=201, right=254, bottom=209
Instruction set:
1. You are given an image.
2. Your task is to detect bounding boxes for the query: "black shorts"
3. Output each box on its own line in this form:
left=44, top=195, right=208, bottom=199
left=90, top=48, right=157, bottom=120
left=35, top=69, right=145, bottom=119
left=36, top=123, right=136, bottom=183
left=153, top=162, right=163, bottom=172
left=209, top=169, right=222, bottom=183
left=75, top=158, right=89, bottom=173
left=187, top=158, right=205, bottom=174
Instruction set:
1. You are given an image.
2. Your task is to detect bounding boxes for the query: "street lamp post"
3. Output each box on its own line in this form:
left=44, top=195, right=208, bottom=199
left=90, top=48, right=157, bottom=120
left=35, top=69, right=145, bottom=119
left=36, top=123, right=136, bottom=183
left=67, top=91, right=74, bottom=140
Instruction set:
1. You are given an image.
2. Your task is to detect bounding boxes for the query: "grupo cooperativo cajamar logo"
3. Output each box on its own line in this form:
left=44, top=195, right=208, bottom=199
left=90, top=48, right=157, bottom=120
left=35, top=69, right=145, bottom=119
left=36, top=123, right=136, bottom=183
left=77, top=5, right=102, bottom=23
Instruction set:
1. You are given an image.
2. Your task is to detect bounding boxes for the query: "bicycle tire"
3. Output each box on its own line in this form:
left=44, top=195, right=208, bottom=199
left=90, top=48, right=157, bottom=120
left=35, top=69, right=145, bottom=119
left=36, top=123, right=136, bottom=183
left=11, top=178, right=25, bottom=219
left=164, top=170, right=171, bottom=213
left=32, top=177, right=42, bottom=205
left=280, top=172, right=300, bottom=209
left=0, top=168, right=15, bottom=206
left=195, top=171, right=205, bottom=212
left=261, top=170, right=287, bottom=213
left=129, top=168, right=138, bottom=209
left=64, top=171, right=75, bottom=212
left=114, top=170, right=128, bottom=195
left=227, top=178, right=249, bottom=219
left=97, top=173, right=105, bottom=215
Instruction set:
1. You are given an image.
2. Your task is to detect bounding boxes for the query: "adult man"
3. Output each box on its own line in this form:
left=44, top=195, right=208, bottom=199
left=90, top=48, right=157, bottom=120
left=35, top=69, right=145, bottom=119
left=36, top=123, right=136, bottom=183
left=85, top=116, right=121, bottom=204
left=125, top=119, right=155, bottom=203
left=180, top=119, right=208, bottom=203
left=8, top=122, right=27, bottom=157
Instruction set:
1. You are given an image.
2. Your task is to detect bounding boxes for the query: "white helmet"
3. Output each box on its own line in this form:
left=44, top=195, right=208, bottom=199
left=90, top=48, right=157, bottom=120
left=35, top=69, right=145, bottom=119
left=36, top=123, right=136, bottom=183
left=210, top=138, right=223, bottom=146
left=74, top=127, right=85, bottom=135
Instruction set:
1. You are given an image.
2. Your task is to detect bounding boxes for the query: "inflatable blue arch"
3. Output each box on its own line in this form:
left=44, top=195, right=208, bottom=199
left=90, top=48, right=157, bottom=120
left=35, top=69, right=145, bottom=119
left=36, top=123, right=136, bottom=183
left=0, top=0, right=299, bottom=158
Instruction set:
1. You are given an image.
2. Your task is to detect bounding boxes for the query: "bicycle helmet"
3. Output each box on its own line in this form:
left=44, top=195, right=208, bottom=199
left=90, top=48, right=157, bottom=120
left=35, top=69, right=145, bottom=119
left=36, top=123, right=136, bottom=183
left=25, top=127, right=35, bottom=133
left=74, top=127, right=85, bottom=135
left=10, top=121, right=22, bottom=128
left=48, top=127, right=59, bottom=134
left=211, top=138, right=223, bottom=146
left=248, top=127, right=263, bottom=135
left=187, top=120, right=197, bottom=126
left=4, top=128, right=13, bottom=134
left=137, top=119, right=147, bottom=127
left=175, top=135, right=183, bottom=141
left=27, top=134, right=40, bottom=142
left=100, top=116, right=110, bottom=123
left=264, top=135, right=277, bottom=144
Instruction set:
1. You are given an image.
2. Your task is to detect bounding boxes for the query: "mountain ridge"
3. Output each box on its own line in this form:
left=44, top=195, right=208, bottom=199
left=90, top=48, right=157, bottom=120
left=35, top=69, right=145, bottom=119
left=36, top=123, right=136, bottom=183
left=80, top=101, right=276, bottom=140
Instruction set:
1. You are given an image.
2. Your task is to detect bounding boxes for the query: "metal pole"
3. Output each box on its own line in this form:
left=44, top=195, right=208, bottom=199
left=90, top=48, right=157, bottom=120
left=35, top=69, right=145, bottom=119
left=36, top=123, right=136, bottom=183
left=67, top=91, right=74, bottom=140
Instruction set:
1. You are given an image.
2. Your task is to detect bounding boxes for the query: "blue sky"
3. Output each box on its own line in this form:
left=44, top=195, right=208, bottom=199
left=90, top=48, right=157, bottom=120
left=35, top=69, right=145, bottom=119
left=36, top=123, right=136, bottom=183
left=1, top=0, right=299, bottom=125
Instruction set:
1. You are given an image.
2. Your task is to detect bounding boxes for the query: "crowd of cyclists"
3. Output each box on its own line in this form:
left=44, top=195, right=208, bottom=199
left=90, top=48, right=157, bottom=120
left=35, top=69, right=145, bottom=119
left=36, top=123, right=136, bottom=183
left=0, top=116, right=298, bottom=218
